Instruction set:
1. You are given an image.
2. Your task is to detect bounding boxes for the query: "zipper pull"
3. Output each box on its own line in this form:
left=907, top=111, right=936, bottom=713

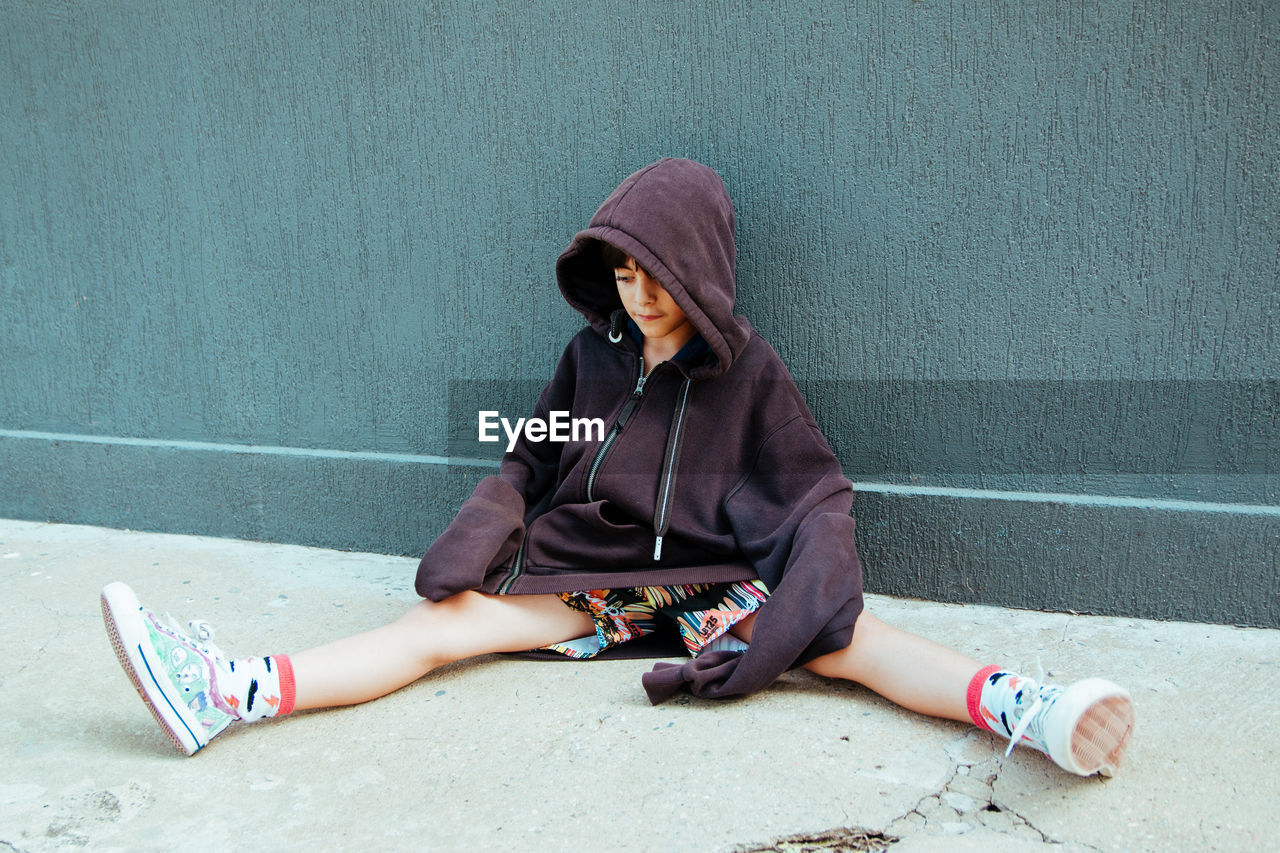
left=634, top=357, right=647, bottom=395
left=653, top=535, right=663, bottom=561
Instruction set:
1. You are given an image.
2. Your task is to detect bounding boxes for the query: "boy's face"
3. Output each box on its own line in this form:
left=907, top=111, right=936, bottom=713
left=613, top=257, right=695, bottom=350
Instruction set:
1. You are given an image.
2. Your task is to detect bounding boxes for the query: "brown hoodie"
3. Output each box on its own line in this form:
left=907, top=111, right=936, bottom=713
left=416, top=158, right=863, bottom=701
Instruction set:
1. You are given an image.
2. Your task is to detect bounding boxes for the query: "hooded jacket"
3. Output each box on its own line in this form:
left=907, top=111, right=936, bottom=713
left=416, top=158, right=864, bottom=702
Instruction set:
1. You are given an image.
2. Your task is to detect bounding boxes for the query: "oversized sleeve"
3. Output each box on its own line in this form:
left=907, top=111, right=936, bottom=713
left=641, top=414, right=864, bottom=701
left=414, top=339, right=580, bottom=601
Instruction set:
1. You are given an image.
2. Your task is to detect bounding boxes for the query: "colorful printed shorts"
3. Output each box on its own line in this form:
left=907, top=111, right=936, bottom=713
left=541, top=580, right=770, bottom=660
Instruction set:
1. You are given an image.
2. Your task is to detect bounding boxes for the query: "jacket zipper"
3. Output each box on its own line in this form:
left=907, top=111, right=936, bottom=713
left=496, top=532, right=528, bottom=594
left=585, top=356, right=647, bottom=502
left=651, top=378, right=692, bottom=561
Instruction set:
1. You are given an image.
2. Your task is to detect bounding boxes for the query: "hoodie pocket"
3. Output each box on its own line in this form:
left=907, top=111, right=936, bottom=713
left=520, top=500, right=650, bottom=572
left=594, top=499, right=639, bottom=530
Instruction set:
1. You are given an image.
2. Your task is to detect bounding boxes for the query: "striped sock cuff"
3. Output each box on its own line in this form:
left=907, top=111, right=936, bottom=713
left=966, top=664, right=1004, bottom=730
left=273, top=654, right=297, bottom=717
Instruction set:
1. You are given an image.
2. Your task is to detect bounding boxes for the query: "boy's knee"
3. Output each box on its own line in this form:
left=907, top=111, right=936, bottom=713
left=401, top=590, right=478, bottom=623
left=395, top=593, right=484, bottom=663
left=802, top=610, right=880, bottom=679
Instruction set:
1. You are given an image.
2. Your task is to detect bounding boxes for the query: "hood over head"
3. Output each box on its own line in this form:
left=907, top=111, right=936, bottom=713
left=557, top=158, right=749, bottom=379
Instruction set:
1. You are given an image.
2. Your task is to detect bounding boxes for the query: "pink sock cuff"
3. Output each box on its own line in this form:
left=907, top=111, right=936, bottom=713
left=273, top=654, right=297, bottom=717
left=966, top=664, right=1004, bottom=730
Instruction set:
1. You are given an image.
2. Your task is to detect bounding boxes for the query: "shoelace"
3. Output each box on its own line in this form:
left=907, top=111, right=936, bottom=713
left=161, top=613, right=231, bottom=665
left=1004, top=694, right=1045, bottom=756
left=1003, top=661, right=1050, bottom=757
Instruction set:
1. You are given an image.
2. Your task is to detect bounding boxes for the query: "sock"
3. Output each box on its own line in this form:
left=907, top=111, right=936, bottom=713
left=217, top=654, right=296, bottom=721
left=967, top=664, right=1019, bottom=736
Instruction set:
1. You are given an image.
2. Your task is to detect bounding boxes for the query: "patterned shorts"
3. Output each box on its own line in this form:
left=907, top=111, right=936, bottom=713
left=541, top=580, right=770, bottom=660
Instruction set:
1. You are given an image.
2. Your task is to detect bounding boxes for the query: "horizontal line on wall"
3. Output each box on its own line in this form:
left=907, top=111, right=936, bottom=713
left=853, top=482, right=1280, bottom=517
left=0, top=428, right=501, bottom=469
left=4, top=428, right=1277, bottom=517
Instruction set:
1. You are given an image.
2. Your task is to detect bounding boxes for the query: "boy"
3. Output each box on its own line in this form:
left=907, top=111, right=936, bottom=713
left=103, top=158, right=1134, bottom=776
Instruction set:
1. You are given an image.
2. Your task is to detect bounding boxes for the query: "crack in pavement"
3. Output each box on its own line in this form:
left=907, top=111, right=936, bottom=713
left=730, top=826, right=898, bottom=852
left=882, top=730, right=1107, bottom=849
left=733, top=731, right=1091, bottom=851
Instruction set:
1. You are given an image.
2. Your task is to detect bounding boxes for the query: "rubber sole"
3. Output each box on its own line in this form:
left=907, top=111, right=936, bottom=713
left=1069, top=691, right=1135, bottom=777
left=101, top=582, right=202, bottom=756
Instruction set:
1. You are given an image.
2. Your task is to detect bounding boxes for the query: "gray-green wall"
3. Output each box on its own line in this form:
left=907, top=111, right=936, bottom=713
left=3, top=1, right=1277, bottom=626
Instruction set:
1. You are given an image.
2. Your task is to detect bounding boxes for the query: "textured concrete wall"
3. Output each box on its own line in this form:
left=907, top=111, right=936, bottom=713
left=3, top=1, right=1277, bottom=625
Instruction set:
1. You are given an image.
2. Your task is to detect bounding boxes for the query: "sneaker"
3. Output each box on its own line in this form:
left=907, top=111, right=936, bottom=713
left=101, top=582, right=238, bottom=755
left=1001, top=676, right=1135, bottom=776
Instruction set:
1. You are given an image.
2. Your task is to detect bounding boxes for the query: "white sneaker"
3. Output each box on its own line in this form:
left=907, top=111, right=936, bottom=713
left=998, top=675, right=1135, bottom=776
left=101, top=582, right=238, bottom=755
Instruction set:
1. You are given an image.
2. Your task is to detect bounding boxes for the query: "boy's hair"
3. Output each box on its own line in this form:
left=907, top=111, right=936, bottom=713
left=599, top=240, right=635, bottom=272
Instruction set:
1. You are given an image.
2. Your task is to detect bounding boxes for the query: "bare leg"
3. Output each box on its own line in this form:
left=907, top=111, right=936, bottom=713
left=290, top=591, right=594, bottom=711
left=731, top=608, right=982, bottom=723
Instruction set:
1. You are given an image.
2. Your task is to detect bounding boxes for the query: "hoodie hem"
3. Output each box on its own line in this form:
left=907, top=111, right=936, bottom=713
left=480, top=564, right=761, bottom=596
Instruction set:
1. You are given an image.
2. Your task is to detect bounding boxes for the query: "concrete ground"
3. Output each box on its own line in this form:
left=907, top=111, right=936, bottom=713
left=1, top=519, right=1275, bottom=852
